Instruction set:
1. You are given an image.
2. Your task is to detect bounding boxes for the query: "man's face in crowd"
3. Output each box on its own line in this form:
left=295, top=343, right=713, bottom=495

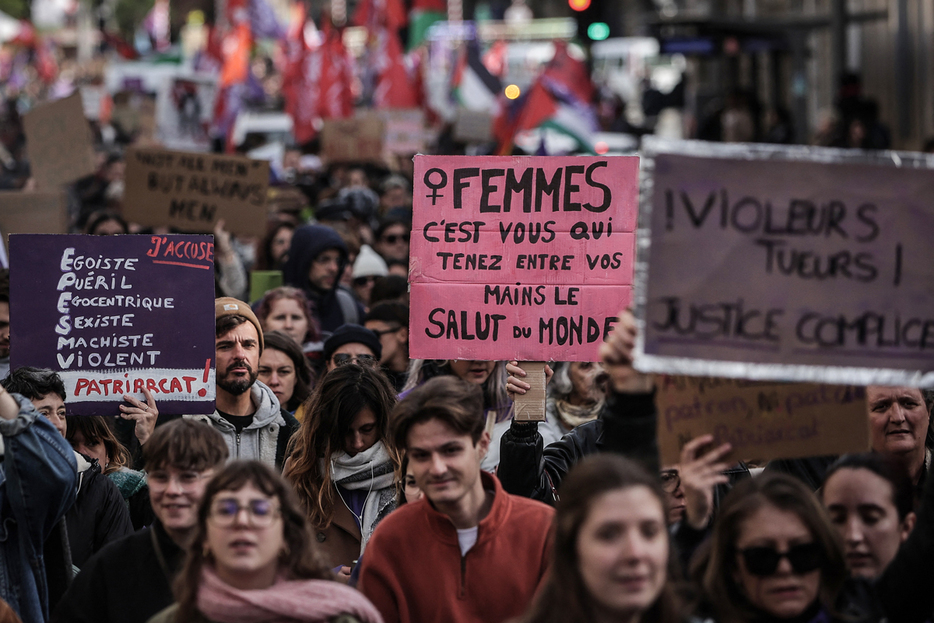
left=375, top=224, right=410, bottom=263
left=0, top=301, right=10, bottom=358
left=327, top=342, right=378, bottom=373
left=364, top=320, right=407, bottom=371
left=215, top=322, right=260, bottom=396
left=867, top=386, right=929, bottom=459
left=308, top=249, right=341, bottom=292
left=32, top=392, right=66, bottom=437
left=406, top=418, right=489, bottom=509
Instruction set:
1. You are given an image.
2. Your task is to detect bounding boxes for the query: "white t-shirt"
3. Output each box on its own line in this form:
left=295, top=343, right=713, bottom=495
left=456, top=526, right=479, bottom=556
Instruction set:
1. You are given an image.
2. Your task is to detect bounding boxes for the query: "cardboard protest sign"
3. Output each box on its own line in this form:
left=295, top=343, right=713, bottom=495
left=123, top=147, right=269, bottom=236
left=409, top=155, right=639, bottom=361
left=156, top=75, right=218, bottom=152
left=23, top=93, right=97, bottom=190
left=378, top=108, right=431, bottom=155
left=636, top=139, right=934, bottom=386
left=0, top=192, right=68, bottom=237
left=513, top=362, right=547, bottom=421
left=321, top=115, right=385, bottom=163
left=9, top=234, right=217, bottom=416
left=655, top=376, right=869, bottom=465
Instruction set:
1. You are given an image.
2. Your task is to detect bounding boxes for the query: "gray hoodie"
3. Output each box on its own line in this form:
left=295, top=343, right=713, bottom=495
left=185, top=381, right=284, bottom=468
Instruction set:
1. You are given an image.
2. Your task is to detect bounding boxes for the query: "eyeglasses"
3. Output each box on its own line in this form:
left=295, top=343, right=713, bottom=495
left=738, top=542, right=824, bottom=576
left=381, top=233, right=410, bottom=244
left=209, top=498, right=281, bottom=527
left=353, top=275, right=378, bottom=287
left=331, top=353, right=379, bottom=367
left=370, top=325, right=403, bottom=338
left=659, top=469, right=681, bottom=493
left=148, top=470, right=211, bottom=489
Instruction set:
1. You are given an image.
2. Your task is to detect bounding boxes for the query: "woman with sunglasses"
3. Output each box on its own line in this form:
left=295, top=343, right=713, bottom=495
left=283, top=364, right=399, bottom=583
left=697, top=472, right=848, bottom=623
left=146, top=461, right=383, bottom=623
left=515, top=454, right=686, bottom=623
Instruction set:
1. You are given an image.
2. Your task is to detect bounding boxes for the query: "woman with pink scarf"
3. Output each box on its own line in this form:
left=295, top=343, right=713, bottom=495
left=147, top=461, right=383, bottom=623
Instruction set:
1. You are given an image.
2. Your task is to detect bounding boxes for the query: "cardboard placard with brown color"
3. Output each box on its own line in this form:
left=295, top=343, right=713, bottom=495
left=321, top=115, right=385, bottom=163
left=513, top=362, right=547, bottom=422
left=655, top=376, right=869, bottom=465
left=0, top=192, right=68, bottom=238
left=23, top=93, right=97, bottom=190
left=123, top=147, right=269, bottom=236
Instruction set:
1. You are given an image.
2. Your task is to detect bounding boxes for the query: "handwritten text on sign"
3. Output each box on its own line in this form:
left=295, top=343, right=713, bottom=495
left=9, top=234, right=217, bottom=416
left=655, top=376, right=869, bottom=465
left=123, top=147, right=269, bottom=236
left=409, top=155, right=639, bottom=361
left=641, top=150, right=934, bottom=381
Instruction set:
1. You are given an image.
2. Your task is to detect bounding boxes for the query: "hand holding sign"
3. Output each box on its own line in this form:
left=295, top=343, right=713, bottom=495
left=505, top=361, right=554, bottom=395
left=119, top=388, right=158, bottom=445
left=599, top=310, right=654, bottom=394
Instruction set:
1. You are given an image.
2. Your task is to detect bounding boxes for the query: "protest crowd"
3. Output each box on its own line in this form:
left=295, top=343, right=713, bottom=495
left=1, top=0, right=934, bottom=622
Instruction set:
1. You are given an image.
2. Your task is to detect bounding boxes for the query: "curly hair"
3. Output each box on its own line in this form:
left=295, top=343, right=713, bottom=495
left=283, top=364, right=399, bottom=529
left=173, top=461, right=332, bottom=623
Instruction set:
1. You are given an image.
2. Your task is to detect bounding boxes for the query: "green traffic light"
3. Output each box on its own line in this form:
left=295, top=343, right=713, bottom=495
left=587, top=22, right=610, bottom=40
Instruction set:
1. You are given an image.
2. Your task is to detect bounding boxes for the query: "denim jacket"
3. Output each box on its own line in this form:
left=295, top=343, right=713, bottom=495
left=0, top=393, right=77, bottom=623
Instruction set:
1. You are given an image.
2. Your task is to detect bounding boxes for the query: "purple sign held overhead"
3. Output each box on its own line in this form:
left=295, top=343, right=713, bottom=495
left=10, top=234, right=217, bottom=416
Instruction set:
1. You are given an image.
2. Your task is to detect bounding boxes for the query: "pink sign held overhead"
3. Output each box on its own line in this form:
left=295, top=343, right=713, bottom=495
left=409, top=155, right=639, bottom=361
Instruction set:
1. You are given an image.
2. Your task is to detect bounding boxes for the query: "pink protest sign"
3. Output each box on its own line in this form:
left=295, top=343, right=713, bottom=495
left=409, top=155, right=639, bottom=361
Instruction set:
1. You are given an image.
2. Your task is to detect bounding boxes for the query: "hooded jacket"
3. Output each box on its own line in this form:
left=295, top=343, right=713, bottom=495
left=66, top=452, right=134, bottom=568
left=282, top=224, right=364, bottom=334
left=186, top=381, right=296, bottom=470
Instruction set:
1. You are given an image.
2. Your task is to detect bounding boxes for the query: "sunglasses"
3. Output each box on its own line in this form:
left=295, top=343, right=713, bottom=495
left=331, top=353, right=379, bottom=367
left=738, top=542, right=823, bottom=576
left=381, top=233, right=410, bottom=244
left=370, top=325, right=403, bottom=338
left=353, top=275, right=378, bottom=287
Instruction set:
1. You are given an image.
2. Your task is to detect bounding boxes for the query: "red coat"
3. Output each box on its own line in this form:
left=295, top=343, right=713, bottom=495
left=358, top=471, right=554, bottom=623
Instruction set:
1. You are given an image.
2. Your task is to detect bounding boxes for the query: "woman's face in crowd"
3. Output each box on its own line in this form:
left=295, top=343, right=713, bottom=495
left=270, top=227, right=293, bottom=266
left=577, top=486, right=669, bottom=619
left=264, top=298, right=308, bottom=344
left=148, top=465, right=214, bottom=540
left=257, top=348, right=297, bottom=407
left=867, top=386, right=929, bottom=460
left=206, top=483, right=284, bottom=590
left=345, top=407, right=379, bottom=457
left=823, top=467, right=913, bottom=580
left=70, top=429, right=109, bottom=468
left=568, top=361, right=606, bottom=404
left=404, top=466, right=423, bottom=504
left=733, top=504, right=821, bottom=619
left=449, top=360, right=495, bottom=386
left=659, top=467, right=686, bottom=524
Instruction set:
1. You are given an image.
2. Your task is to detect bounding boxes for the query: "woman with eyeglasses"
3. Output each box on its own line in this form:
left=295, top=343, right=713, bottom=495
left=282, top=364, right=400, bottom=583
left=146, top=461, right=384, bottom=623
left=514, top=454, right=686, bottom=623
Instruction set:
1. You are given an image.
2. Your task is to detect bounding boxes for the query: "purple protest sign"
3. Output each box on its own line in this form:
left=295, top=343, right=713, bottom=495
left=10, top=234, right=217, bottom=416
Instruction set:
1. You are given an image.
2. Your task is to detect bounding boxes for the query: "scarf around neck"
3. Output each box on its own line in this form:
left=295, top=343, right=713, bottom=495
left=327, top=441, right=396, bottom=552
left=553, top=398, right=604, bottom=431
left=197, top=565, right=384, bottom=623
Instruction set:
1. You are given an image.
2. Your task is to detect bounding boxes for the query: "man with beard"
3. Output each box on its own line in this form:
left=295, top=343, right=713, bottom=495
left=185, top=298, right=298, bottom=471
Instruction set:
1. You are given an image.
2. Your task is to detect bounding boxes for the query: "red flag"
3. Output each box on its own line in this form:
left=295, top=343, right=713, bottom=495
left=317, top=22, right=354, bottom=119
left=494, top=80, right=557, bottom=154
left=219, top=22, right=251, bottom=87
left=541, top=40, right=594, bottom=106
left=354, top=0, right=407, bottom=31
left=373, top=29, right=418, bottom=108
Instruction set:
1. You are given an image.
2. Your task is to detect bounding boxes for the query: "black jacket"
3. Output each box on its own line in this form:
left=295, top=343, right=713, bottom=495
left=66, top=456, right=134, bottom=568
left=52, top=520, right=185, bottom=623
left=497, top=390, right=660, bottom=504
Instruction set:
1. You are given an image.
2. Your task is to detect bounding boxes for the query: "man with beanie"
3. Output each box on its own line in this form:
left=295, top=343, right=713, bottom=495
left=282, top=224, right=366, bottom=334
left=364, top=302, right=409, bottom=391
left=323, top=324, right=383, bottom=374
left=185, top=298, right=298, bottom=470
